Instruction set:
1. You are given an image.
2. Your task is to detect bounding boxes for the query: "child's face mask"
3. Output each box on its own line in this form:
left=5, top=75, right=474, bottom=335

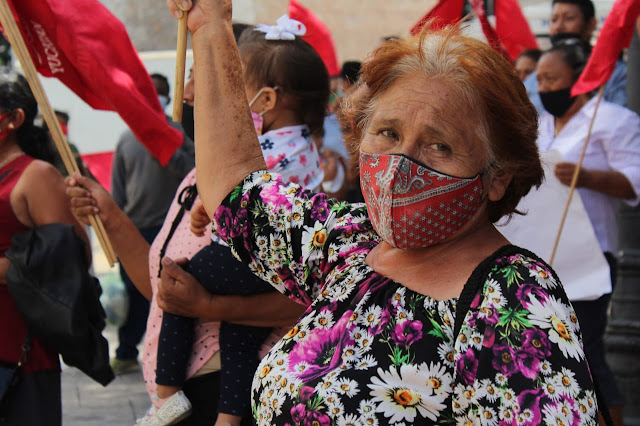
left=248, top=87, right=276, bottom=135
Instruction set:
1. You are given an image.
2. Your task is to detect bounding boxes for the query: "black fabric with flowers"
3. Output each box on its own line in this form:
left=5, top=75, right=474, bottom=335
left=212, top=171, right=597, bottom=425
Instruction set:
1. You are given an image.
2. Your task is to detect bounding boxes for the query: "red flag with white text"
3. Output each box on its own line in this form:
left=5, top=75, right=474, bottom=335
left=288, top=0, right=340, bottom=77
left=572, top=0, right=640, bottom=96
left=1, top=0, right=183, bottom=166
left=410, top=0, right=465, bottom=35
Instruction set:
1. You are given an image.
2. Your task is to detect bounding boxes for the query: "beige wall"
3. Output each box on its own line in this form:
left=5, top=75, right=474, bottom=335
left=100, top=0, right=437, bottom=64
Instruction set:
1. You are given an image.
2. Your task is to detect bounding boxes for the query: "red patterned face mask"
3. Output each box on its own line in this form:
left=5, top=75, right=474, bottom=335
left=359, top=151, right=484, bottom=249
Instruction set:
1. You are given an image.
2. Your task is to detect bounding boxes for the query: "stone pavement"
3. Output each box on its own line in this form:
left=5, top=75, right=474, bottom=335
left=61, top=325, right=150, bottom=426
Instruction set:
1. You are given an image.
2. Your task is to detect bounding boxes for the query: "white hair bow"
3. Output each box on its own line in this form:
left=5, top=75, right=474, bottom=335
left=254, top=15, right=306, bottom=40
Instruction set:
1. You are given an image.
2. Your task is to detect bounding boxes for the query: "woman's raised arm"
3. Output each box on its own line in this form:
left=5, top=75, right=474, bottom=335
left=168, top=0, right=266, bottom=216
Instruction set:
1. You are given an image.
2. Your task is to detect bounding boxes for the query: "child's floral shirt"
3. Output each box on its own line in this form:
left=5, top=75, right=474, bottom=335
left=212, top=171, right=597, bottom=426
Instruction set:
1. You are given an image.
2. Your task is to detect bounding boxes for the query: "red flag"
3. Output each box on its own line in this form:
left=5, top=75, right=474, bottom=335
left=494, top=0, right=539, bottom=60
left=81, top=151, right=114, bottom=193
left=572, top=0, right=640, bottom=96
left=2, top=0, right=183, bottom=166
left=410, top=0, right=465, bottom=35
left=470, top=0, right=508, bottom=57
left=288, top=0, right=340, bottom=77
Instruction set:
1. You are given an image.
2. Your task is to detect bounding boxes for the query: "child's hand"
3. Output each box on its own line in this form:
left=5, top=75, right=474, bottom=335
left=190, top=203, right=210, bottom=237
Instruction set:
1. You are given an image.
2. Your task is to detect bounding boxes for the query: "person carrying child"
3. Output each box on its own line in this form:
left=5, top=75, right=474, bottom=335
left=141, top=17, right=330, bottom=426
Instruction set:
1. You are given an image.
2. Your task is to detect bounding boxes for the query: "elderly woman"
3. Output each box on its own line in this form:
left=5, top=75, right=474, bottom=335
left=164, top=1, right=598, bottom=424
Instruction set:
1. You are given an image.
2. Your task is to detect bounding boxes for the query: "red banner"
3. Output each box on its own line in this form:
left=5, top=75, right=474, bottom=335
left=2, top=0, right=183, bottom=166
left=81, top=151, right=114, bottom=193
left=572, top=0, right=640, bottom=96
left=410, top=0, right=465, bottom=35
left=289, top=0, right=340, bottom=77
left=495, top=0, right=539, bottom=60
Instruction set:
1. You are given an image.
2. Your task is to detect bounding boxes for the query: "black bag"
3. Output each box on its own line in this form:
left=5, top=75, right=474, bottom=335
left=5, top=224, right=114, bottom=386
left=0, top=334, right=30, bottom=406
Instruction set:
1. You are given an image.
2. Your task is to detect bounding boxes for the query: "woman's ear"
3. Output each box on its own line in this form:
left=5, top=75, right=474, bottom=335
left=487, top=168, right=513, bottom=202
left=8, top=109, right=25, bottom=131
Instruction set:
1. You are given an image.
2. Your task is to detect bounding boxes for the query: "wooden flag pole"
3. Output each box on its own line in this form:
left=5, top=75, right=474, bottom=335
left=172, top=12, right=188, bottom=122
left=0, top=0, right=118, bottom=266
left=549, top=86, right=605, bottom=266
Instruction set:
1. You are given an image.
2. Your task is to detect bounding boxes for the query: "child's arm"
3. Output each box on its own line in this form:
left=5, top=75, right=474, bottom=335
left=190, top=203, right=210, bottom=236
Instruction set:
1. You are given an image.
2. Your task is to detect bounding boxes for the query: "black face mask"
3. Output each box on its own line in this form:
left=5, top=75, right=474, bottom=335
left=181, top=103, right=194, bottom=141
left=539, top=87, right=577, bottom=118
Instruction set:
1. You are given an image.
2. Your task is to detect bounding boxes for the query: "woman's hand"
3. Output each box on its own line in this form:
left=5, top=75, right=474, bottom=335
left=554, top=162, right=637, bottom=199
left=157, top=256, right=213, bottom=317
left=190, top=203, right=210, bottom=236
left=554, top=162, right=588, bottom=187
left=166, top=0, right=232, bottom=35
left=65, top=173, right=122, bottom=231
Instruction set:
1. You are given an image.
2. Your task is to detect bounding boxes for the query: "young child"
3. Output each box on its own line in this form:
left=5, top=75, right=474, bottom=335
left=140, top=17, right=330, bottom=426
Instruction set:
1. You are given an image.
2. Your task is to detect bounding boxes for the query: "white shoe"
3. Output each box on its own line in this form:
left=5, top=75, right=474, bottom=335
left=135, top=391, right=192, bottom=426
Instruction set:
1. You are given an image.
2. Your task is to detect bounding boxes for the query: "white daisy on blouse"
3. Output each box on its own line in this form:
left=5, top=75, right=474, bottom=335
left=499, top=388, right=517, bottom=408
left=395, top=305, right=414, bottom=322
left=359, top=305, right=383, bottom=328
left=527, top=295, right=584, bottom=361
left=337, top=377, right=360, bottom=398
left=337, top=413, right=361, bottom=426
left=482, top=381, right=500, bottom=403
left=437, top=342, right=456, bottom=368
left=528, top=264, right=558, bottom=289
left=423, top=295, right=439, bottom=311
left=390, top=287, right=407, bottom=308
left=499, top=405, right=516, bottom=423
left=269, top=389, right=286, bottom=416
left=479, top=405, right=499, bottom=426
left=368, top=364, right=447, bottom=423
left=469, top=331, right=483, bottom=349
left=328, top=398, right=346, bottom=418
left=453, top=384, right=478, bottom=413
left=542, top=402, right=574, bottom=426
left=354, top=354, right=378, bottom=371
left=327, top=243, right=340, bottom=263
left=584, top=390, right=598, bottom=416
left=555, top=367, right=580, bottom=398
left=423, top=362, right=453, bottom=397
left=543, top=375, right=562, bottom=401
left=358, top=399, right=377, bottom=418
left=455, top=410, right=480, bottom=426
left=495, top=372, right=508, bottom=387
left=539, top=360, right=553, bottom=375
left=301, top=222, right=329, bottom=262
left=341, top=344, right=364, bottom=365
left=314, top=309, right=335, bottom=329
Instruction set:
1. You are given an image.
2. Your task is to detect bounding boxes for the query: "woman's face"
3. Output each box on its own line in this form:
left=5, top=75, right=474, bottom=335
left=359, top=75, right=487, bottom=179
left=536, top=51, right=573, bottom=93
left=515, top=56, right=537, bottom=82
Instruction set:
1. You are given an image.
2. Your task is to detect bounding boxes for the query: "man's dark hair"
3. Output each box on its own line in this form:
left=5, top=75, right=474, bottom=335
left=54, top=110, right=70, bottom=125
left=518, top=49, right=543, bottom=63
left=341, top=61, right=362, bottom=84
left=150, top=73, right=170, bottom=96
left=552, top=0, right=595, bottom=22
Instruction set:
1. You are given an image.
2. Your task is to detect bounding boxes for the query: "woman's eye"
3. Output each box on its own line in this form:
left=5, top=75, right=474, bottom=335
left=379, top=129, right=398, bottom=139
left=429, top=143, right=450, bottom=152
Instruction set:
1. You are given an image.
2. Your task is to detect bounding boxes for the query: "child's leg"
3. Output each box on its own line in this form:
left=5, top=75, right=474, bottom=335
left=218, top=322, right=273, bottom=418
left=155, top=311, right=195, bottom=397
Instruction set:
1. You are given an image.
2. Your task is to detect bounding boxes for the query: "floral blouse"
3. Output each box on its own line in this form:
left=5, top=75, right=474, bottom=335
left=212, top=171, right=597, bottom=425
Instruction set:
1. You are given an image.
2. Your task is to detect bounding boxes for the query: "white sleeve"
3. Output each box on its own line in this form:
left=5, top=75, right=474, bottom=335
left=603, top=108, right=640, bottom=206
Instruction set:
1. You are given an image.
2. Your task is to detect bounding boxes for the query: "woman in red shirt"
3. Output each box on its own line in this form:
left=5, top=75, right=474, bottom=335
left=0, top=74, right=89, bottom=425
